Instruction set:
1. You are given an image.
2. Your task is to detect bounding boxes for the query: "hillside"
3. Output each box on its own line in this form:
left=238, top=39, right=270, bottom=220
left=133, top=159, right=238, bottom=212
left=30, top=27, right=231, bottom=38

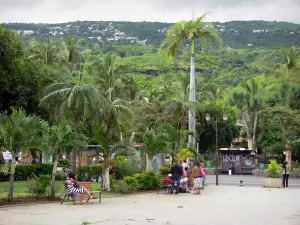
left=2, top=20, right=300, bottom=48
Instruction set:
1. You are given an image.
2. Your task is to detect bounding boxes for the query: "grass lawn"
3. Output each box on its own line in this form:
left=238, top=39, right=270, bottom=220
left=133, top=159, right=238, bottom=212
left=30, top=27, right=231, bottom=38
left=0, top=181, right=120, bottom=199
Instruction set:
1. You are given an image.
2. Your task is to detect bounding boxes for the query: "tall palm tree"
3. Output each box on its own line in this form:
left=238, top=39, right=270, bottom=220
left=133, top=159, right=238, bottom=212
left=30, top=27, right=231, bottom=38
left=40, top=54, right=103, bottom=173
left=237, top=78, right=265, bottom=150
left=44, top=122, right=87, bottom=197
left=160, top=13, right=222, bottom=146
left=93, top=54, right=133, bottom=190
left=0, top=108, right=45, bottom=200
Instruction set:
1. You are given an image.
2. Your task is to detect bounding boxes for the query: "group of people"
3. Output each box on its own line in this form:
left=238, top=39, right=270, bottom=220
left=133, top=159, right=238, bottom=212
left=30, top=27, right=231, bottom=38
left=169, top=162, right=206, bottom=195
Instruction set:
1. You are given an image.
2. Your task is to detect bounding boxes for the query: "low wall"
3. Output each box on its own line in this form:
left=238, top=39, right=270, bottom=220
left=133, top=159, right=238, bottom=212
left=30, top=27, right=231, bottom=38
left=205, top=168, right=219, bottom=175
left=252, top=169, right=300, bottom=178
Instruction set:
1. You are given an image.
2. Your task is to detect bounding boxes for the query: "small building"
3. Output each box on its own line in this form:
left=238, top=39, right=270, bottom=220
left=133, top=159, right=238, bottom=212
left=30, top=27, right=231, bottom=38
left=218, top=148, right=257, bottom=174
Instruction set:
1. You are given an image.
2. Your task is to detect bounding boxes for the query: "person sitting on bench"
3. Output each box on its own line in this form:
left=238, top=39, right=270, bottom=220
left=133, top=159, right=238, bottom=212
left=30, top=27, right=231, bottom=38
left=66, top=172, right=97, bottom=204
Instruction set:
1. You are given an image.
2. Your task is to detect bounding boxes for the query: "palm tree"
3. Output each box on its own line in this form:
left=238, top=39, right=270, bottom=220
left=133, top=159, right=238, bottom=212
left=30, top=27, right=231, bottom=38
left=230, top=78, right=265, bottom=150
left=160, top=13, right=222, bottom=146
left=159, top=124, right=190, bottom=163
left=140, top=129, right=166, bottom=171
left=40, top=54, right=103, bottom=173
left=93, top=53, right=124, bottom=101
left=59, top=36, right=83, bottom=71
left=165, top=72, right=196, bottom=130
left=44, top=123, right=87, bottom=197
left=93, top=54, right=133, bottom=190
left=0, top=108, right=44, bottom=200
left=200, top=83, right=224, bottom=102
left=272, top=48, right=300, bottom=75
left=92, top=125, right=132, bottom=191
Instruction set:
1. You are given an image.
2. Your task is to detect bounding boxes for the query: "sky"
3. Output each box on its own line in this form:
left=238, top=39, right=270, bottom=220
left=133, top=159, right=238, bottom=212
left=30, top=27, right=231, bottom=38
left=1, top=0, right=300, bottom=24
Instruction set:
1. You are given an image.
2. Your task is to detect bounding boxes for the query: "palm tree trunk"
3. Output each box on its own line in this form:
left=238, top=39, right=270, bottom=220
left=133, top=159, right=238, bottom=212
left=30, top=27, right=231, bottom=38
left=51, top=155, right=58, bottom=198
left=102, top=158, right=110, bottom=191
left=72, top=117, right=79, bottom=173
left=252, top=108, right=258, bottom=151
left=146, top=154, right=153, bottom=171
left=188, top=39, right=196, bottom=147
left=8, top=153, right=16, bottom=201
left=181, top=110, right=186, bottom=130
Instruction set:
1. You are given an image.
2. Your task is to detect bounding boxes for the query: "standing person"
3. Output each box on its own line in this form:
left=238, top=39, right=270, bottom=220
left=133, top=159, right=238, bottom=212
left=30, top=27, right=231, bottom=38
left=282, top=161, right=290, bottom=188
left=170, top=162, right=183, bottom=194
left=192, top=162, right=202, bottom=194
left=180, top=167, right=190, bottom=193
left=15, top=157, right=19, bottom=165
left=229, top=162, right=235, bottom=175
left=200, top=163, right=206, bottom=188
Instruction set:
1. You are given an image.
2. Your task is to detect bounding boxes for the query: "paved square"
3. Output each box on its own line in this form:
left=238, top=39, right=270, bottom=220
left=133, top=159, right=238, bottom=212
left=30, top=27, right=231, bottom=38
left=0, top=186, right=299, bottom=225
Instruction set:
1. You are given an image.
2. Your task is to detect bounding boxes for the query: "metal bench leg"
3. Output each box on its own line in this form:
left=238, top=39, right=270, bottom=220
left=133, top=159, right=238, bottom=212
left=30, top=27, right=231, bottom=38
left=99, top=192, right=101, bottom=203
left=61, top=194, right=68, bottom=204
left=86, top=195, right=90, bottom=203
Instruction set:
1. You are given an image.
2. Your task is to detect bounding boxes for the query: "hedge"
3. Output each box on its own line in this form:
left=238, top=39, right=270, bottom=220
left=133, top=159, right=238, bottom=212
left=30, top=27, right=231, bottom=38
left=0, top=164, right=103, bottom=182
left=0, top=164, right=53, bottom=182
left=77, top=164, right=103, bottom=181
left=123, top=171, right=159, bottom=190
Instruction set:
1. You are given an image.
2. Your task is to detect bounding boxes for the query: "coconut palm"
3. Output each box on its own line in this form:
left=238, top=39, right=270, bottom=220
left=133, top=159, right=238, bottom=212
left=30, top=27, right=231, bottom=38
left=0, top=108, right=45, bottom=200
left=93, top=54, right=133, bottom=190
left=44, top=123, right=87, bottom=197
left=160, top=13, right=222, bottom=146
left=40, top=54, right=103, bottom=173
left=59, top=36, right=83, bottom=71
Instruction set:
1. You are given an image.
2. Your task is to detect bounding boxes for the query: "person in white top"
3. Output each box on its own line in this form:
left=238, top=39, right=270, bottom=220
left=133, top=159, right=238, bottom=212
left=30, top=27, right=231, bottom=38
left=282, top=161, right=290, bottom=188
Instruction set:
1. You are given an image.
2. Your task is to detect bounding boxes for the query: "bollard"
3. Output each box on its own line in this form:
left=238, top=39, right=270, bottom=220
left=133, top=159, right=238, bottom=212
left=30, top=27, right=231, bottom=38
left=239, top=180, right=243, bottom=187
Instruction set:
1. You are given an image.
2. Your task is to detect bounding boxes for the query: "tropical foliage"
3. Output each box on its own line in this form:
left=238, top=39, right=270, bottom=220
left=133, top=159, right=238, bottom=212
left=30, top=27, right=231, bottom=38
left=1, top=14, right=300, bottom=199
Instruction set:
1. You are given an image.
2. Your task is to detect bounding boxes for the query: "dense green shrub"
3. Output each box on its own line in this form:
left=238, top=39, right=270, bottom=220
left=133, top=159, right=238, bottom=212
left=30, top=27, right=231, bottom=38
left=264, top=160, right=281, bottom=178
left=123, top=176, right=141, bottom=189
left=123, top=171, right=159, bottom=190
left=58, top=159, right=71, bottom=167
left=114, top=158, right=141, bottom=180
left=158, top=167, right=171, bottom=176
left=112, top=180, right=137, bottom=194
left=77, top=164, right=103, bottom=181
left=0, top=164, right=53, bottom=182
left=27, top=174, right=51, bottom=197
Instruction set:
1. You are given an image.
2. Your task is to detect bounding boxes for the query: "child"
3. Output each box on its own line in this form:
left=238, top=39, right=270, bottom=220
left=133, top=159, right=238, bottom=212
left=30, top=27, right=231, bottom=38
left=200, top=163, right=206, bottom=188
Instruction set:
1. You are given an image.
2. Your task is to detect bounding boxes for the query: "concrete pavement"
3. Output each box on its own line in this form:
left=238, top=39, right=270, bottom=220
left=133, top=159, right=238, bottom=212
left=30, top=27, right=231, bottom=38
left=0, top=186, right=299, bottom=225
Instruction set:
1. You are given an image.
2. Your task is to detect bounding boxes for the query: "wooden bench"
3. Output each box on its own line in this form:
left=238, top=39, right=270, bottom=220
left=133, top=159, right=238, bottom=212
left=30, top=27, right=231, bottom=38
left=61, top=182, right=102, bottom=204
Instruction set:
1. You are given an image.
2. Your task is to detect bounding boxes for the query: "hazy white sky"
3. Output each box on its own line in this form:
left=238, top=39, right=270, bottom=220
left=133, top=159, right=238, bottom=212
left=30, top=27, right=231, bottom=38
left=1, top=0, right=300, bottom=24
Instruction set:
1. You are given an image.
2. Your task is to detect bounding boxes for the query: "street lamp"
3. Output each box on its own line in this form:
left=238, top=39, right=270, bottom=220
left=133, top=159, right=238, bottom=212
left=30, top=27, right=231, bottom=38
left=205, top=113, right=229, bottom=186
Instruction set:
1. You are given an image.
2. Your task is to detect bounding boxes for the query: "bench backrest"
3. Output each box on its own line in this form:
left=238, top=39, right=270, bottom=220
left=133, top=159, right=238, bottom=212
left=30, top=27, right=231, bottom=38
left=78, top=182, right=92, bottom=189
left=63, top=181, right=93, bottom=191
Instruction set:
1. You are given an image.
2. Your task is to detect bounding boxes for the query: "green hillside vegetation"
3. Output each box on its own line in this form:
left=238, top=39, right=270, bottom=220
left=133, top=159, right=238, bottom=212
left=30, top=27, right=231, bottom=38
left=2, top=20, right=300, bottom=47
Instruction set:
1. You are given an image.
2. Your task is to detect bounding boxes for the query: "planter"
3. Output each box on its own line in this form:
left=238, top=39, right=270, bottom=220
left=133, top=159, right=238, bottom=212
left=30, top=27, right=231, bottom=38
left=263, top=178, right=283, bottom=188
